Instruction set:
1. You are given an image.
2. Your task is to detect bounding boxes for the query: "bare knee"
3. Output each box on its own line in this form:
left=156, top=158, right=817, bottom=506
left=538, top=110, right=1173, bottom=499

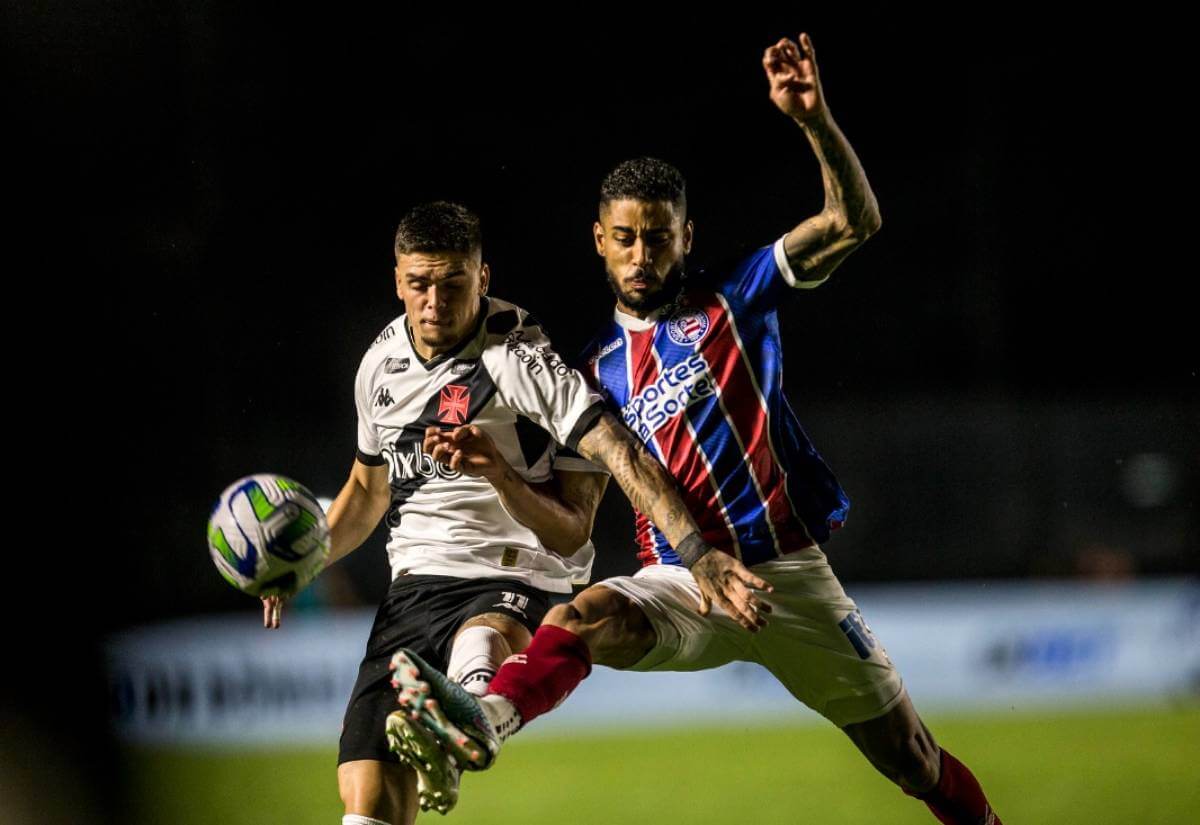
left=338, top=759, right=416, bottom=824
left=456, top=612, right=532, bottom=654
left=544, top=586, right=655, bottom=668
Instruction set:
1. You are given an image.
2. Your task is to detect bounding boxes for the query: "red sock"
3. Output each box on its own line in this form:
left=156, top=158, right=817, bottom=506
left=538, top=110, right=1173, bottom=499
left=486, top=625, right=592, bottom=728
left=912, top=749, right=1001, bottom=825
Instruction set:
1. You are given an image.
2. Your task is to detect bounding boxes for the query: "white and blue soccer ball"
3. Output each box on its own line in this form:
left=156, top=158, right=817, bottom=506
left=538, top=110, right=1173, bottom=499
left=206, top=473, right=331, bottom=598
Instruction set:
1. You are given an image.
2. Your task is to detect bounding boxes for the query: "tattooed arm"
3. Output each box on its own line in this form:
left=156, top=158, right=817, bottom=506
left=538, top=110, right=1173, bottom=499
left=575, top=413, right=773, bottom=631
left=764, top=32, right=881, bottom=284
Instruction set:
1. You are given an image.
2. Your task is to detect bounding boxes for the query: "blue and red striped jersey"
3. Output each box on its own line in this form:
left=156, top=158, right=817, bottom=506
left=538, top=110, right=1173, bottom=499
left=580, top=237, right=850, bottom=567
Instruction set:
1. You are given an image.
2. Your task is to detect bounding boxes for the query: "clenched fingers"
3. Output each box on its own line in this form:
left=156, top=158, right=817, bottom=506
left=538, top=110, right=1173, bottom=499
left=262, top=596, right=282, bottom=629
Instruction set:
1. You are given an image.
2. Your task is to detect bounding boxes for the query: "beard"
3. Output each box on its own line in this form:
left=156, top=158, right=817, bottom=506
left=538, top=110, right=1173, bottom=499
left=606, top=260, right=686, bottom=314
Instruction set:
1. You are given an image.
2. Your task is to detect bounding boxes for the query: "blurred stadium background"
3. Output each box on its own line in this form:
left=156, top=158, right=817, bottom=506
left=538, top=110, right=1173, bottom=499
left=7, top=7, right=1196, bottom=824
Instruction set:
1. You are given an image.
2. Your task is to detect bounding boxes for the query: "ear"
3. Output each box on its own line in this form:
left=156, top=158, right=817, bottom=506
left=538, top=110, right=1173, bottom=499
left=394, top=264, right=405, bottom=300
left=478, top=262, right=490, bottom=295
left=593, top=220, right=606, bottom=257
left=682, top=219, right=694, bottom=255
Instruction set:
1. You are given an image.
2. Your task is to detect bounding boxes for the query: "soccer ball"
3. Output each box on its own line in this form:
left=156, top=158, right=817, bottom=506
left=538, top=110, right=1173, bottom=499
left=206, top=473, right=331, bottom=598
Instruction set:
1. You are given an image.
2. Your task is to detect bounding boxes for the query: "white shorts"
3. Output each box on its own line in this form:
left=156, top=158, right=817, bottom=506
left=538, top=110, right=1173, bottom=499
left=595, top=546, right=904, bottom=727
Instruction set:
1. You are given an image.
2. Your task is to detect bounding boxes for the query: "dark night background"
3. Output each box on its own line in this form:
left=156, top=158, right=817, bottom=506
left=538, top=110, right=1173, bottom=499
left=11, top=6, right=1196, bottom=630
left=4, top=6, right=1197, bottom=821
left=10, top=5, right=1200, bottom=631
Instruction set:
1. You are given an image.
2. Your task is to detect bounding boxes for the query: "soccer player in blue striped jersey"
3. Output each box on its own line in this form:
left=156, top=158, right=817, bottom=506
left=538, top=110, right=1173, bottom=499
left=392, top=32, right=1001, bottom=825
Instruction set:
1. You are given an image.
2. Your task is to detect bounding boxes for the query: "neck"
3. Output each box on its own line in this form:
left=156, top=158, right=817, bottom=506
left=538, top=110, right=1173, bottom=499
left=616, top=299, right=650, bottom=320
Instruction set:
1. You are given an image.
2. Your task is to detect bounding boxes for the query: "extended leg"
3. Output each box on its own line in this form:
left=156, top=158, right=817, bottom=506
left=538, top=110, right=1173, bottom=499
left=843, top=694, right=1001, bottom=825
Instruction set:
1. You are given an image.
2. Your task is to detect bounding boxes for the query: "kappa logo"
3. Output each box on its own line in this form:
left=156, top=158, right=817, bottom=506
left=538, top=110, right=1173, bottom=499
left=384, top=357, right=410, bottom=373
left=665, top=308, right=710, bottom=346
left=374, top=387, right=395, bottom=408
left=450, top=360, right=476, bottom=376
left=438, top=384, right=471, bottom=424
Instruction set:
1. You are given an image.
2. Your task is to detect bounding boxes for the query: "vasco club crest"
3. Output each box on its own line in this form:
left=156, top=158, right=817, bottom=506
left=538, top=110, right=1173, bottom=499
left=438, top=384, right=471, bottom=424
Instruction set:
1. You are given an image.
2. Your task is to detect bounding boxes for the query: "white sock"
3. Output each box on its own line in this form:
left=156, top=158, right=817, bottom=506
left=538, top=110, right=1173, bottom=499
left=479, top=693, right=522, bottom=742
left=447, top=625, right=512, bottom=697
left=342, top=816, right=392, bottom=825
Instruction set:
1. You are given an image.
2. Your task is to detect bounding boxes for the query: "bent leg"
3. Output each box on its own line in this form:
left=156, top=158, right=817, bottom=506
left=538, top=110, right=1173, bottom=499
left=544, top=584, right=657, bottom=668
left=447, top=612, right=531, bottom=694
left=485, top=584, right=656, bottom=731
left=337, top=759, right=417, bottom=825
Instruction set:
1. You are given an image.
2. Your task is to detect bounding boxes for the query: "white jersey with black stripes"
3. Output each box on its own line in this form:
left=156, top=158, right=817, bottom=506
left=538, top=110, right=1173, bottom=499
left=354, top=296, right=603, bottom=592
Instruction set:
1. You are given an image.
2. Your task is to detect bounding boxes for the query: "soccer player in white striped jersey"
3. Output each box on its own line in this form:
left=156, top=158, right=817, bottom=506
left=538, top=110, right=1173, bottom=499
left=260, top=201, right=766, bottom=825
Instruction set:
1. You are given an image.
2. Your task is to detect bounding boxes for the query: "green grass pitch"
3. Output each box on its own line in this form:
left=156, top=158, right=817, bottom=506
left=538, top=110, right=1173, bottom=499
left=123, top=706, right=1200, bottom=824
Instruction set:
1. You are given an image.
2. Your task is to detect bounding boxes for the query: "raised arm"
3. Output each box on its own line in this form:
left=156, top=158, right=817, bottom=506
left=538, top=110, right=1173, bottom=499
left=765, top=32, right=881, bottom=285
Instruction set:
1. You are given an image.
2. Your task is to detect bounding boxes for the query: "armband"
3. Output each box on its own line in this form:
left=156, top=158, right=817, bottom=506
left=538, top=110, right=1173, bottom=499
left=675, top=532, right=712, bottom=568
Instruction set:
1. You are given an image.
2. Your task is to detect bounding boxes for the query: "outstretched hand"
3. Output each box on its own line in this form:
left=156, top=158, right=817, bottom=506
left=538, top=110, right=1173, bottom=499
left=690, top=550, right=774, bottom=632
left=763, top=32, right=825, bottom=120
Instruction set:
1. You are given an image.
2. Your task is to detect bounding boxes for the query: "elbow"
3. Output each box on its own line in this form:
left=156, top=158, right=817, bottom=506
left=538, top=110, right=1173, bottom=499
left=856, top=196, right=882, bottom=238
left=825, top=203, right=881, bottom=251
left=543, top=511, right=593, bottom=556
left=860, top=206, right=882, bottom=239
left=543, top=532, right=588, bottom=557
left=846, top=199, right=881, bottom=242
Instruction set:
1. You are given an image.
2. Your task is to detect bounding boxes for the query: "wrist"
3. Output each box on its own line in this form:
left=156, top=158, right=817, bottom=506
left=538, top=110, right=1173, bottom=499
left=794, top=106, right=831, bottom=129
left=675, top=532, right=713, bottom=568
left=484, top=460, right=517, bottom=488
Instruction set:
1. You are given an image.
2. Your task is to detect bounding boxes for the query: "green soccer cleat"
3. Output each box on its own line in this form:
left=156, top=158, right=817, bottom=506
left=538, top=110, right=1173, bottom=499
left=385, top=710, right=460, bottom=815
left=389, top=648, right=500, bottom=770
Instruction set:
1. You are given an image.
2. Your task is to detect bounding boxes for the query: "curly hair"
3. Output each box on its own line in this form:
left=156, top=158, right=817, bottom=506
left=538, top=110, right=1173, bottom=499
left=599, top=157, right=687, bottom=217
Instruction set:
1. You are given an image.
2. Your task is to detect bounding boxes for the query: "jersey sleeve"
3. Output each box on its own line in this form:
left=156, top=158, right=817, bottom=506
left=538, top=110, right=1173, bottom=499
left=717, top=235, right=828, bottom=312
left=354, top=354, right=386, bottom=466
left=492, top=321, right=606, bottom=452
left=551, top=444, right=609, bottom=475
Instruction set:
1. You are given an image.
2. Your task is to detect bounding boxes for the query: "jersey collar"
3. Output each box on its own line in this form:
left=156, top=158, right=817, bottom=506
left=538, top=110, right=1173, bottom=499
left=406, top=296, right=490, bottom=371
left=612, top=298, right=678, bottom=331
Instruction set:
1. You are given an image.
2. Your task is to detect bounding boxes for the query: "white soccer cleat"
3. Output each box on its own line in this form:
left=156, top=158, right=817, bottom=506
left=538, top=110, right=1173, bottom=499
left=389, top=648, right=500, bottom=770
left=385, top=710, right=461, bottom=815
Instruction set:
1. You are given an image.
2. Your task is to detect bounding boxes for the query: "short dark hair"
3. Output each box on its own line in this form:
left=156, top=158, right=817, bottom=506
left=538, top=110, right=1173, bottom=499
left=394, top=201, right=482, bottom=259
left=599, top=157, right=687, bottom=217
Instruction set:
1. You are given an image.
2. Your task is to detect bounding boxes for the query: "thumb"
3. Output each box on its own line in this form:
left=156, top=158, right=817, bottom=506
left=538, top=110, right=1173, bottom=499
left=696, top=590, right=712, bottom=617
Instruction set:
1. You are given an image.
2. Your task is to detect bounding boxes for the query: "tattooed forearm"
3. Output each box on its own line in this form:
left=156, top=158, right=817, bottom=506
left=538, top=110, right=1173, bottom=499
left=781, top=111, right=880, bottom=283
left=577, top=413, right=701, bottom=547
left=801, top=112, right=880, bottom=234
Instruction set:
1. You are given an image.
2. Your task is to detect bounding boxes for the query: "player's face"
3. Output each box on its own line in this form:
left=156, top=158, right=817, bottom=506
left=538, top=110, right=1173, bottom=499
left=394, top=251, right=490, bottom=357
left=594, top=199, right=693, bottom=317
